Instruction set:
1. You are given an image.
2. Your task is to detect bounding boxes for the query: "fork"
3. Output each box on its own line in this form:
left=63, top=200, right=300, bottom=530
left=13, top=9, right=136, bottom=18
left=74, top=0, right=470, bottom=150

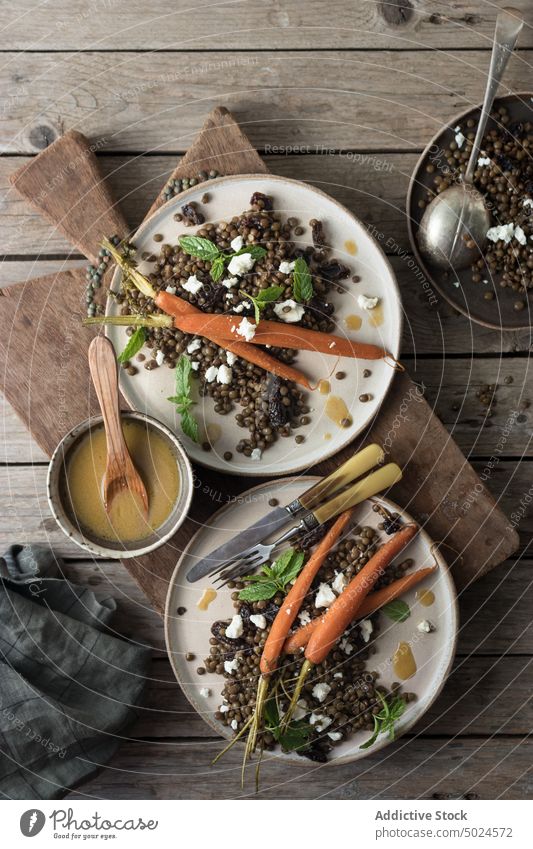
left=215, top=462, right=402, bottom=586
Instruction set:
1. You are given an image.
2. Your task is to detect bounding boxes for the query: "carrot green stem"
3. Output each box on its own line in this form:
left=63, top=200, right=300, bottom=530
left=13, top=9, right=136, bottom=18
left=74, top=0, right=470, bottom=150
left=211, top=714, right=254, bottom=765
left=102, top=238, right=157, bottom=299
left=83, top=314, right=173, bottom=328
left=280, top=659, right=313, bottom=732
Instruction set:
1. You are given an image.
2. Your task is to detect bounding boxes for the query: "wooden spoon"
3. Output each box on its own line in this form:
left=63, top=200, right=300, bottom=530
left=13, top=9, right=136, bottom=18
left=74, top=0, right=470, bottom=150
left=88, top=336, right=149, bottom=516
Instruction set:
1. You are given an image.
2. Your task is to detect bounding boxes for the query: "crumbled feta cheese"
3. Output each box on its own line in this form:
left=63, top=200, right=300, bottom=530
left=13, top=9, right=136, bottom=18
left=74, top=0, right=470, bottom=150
left=165, top=285, right=177, bottom=294
left=523, top=198, right=533, bottom=209
left=237, top=316, right=256, bottom=341
left=452, top=279, right=461, bottom=288
left=187, top=338, right=202, bottom=354
left=279, top=260, right=296, bottom=274
left=454, top=125, right=466, bottom=148
left=340, top=636, right=354, bottom=655
left=273, top=299, right=306, bottom=323
left=312, top=682, right=331, bottom=703
left=224, top=658, right=239, bottom=674
left=251, top=447, right=262, bottom=461
left=310, top=713, right=333, bottom=732
left=226, top=351, right=237, bottom=366
left=359, top=618, right=373, bottom=643
left=222, top=276, right=239, bottom=289
left=155, top=350, right=165, bottom=366
left=332, top=571, right=347, bottom=594
left=477, top=156, right=491, bottom=167
left=486, top=223, right=515, bottom=244
left=315, top=582, right=336, bottom=608
left=230, top=235, right=244, bottom=251
left=327, top=731, right=343, bottom=742
left=225, top=614, right=244, bottom=639
left=298, top=610, right=311, bottom=626
left=233, top=303, right=245, bottom=313
left=191, top=361, right=199, bottom=371
left=357, top=293, right=380, bottom=310
left=514, top=225, right=527, bottom=245
left=217, top=364, right=233, bottom=385
left=333, top=672, right=343, bottom=679
left=231, top=719, right=238, bottom=731
left=199, top=687, right=211, bottom=698
left=228, top=252, right=255, bottom=276
left=219, top=704, right=229, bottom=713
left=249, top=614, right=267, bottom=630
left=417, top=619, right=435, bottom=633
left=292, top=700, right=309, bottom=721
left=205, top=365, right=219, bottom=382
left=183, top=274, right=204, bottom=294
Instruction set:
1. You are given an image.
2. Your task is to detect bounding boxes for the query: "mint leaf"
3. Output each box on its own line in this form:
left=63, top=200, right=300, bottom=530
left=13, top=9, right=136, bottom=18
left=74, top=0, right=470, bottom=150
left=242, top=285, right=284, bottom=325
left=293, top=257, right=313, bottom=302
left=264, top=698, right=311, bottom=753
left=210, top=255, right=225, bottom=282
left=238, top=581, right=278, bottom=602
left=233, top=244, right=266, bottom=260
left=168, top=355, right=200, bottom=443
left=381, top=600, right=410, bottom=623
left=180, top=408, right=199, bottom=442
left=270, top=548, right=297, bottom=579
left=280, top=551, right=305, bottom=585
left=360, top=692, right=406, bottom=749
left=178, top=235, right=221, bottom=261
left=117, top=327, right=146, bottom=363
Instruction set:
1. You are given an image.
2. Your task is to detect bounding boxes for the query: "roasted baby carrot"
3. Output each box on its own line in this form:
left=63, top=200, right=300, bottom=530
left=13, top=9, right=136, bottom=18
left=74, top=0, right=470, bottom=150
left=171, top=312, right=389, bottom=360
left=306, top=524, right=419, bottom=664
left=282, top=565, right=436, bottom=654
left=259, top=510, right=354, bottom=676
left=155, top=290, right=313, bottom=390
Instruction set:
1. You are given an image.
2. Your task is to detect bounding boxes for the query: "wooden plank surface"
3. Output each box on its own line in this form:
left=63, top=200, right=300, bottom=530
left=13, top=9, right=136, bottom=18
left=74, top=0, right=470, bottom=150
left=1, top=2, right=532, bottom=51
left=67, top=738, right=533, bottom=799
left=1, top=50, right=532, bottom=154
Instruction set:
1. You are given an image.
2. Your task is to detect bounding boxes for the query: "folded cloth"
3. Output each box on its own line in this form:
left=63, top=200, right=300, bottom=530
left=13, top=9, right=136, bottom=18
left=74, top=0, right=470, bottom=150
left=0, top=545, right=151, bottom=799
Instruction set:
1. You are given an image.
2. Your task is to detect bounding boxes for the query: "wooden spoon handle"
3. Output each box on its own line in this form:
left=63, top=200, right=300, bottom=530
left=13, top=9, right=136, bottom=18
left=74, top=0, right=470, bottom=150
left=88, top=336, right=129, bottom=463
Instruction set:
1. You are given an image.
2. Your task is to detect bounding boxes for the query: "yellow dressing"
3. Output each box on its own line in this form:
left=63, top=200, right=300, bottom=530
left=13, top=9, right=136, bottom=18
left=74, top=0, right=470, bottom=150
left=325, top=395, right=353, bottom=428
left=392, top=641, right=417, bottom=680
left=197, top=587, right=217, bottom=611
left=61, top=421, right=179, bottom=543
left=345, top=313, right=362, bottom=331
left=344, top=239, right=357, bottom=256
left=318, top=379, right=331, bottom=395
left=369, top=302, right=384, bottom=327
left=416, top=588, right=435, bottom=607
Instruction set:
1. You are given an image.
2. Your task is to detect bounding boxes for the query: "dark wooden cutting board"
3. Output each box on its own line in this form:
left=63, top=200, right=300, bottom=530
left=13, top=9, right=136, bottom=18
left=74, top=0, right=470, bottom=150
left=1, top=107, right=518, bottom=610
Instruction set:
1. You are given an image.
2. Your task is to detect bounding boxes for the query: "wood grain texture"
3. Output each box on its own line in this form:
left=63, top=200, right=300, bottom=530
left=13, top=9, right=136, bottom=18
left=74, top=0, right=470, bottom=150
left=1, top=1, right=532, bottom=51
left=9, top=131, right=128, bottom=264
left=1, top=50, right=532, bottom=154
left=66, top=737, right=533, bottom=799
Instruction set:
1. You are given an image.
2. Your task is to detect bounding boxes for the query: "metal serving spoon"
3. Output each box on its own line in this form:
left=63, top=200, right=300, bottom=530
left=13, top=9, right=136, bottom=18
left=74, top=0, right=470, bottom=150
left=88, top=336, right=149, bottom=515
left=417, top=8, right=523, bottom=271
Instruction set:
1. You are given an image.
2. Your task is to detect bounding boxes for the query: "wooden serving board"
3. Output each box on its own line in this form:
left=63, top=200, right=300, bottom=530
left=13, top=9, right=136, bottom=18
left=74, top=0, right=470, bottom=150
left=1, top=107, right=519, bottom=611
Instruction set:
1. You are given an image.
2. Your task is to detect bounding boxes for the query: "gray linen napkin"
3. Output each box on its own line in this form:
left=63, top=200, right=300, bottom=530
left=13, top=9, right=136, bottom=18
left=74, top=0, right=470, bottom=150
left=0, top=545, right=151, bottom=799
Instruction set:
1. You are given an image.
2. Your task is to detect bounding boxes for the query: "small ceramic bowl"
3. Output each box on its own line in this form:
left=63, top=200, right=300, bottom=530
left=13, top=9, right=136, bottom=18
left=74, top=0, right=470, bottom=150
left=47, top=410, right=194, bottom=559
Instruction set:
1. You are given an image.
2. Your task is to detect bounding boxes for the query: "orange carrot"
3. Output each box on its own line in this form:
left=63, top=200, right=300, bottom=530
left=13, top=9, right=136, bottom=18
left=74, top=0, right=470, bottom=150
left=282, top=564, right=436, bottom=654
left=259, top=510, right=354, bottom=676
left=155, top=290, right=313, bottom=390
left=306, top=524, right=418, bottom=665
left=170, top=312, right=389, bottom=360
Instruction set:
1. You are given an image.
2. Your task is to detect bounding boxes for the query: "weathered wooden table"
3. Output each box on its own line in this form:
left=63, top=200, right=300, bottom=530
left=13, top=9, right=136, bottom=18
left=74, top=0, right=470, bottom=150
left=1, top=0, right=532, bottom=799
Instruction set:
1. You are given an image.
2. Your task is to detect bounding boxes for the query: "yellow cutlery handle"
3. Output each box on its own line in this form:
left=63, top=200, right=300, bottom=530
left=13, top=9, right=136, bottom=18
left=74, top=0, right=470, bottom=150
left=299, top=444, right=384, bottom=511
left=313, top=463, right=403, bottom=525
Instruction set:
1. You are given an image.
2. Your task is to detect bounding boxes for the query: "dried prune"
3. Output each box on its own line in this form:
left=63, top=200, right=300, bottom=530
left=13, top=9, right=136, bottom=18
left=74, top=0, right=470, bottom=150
left=311, top=219, right=326, bottom=246
left=201, top=283, right=223, bottom=310
left=318, top=260, right=350, bottom=281
left=250, top=191, right=273, bottom=210
left=181, top=203, right=205, bottom=225
left=264, top=375, right=290, bottom=427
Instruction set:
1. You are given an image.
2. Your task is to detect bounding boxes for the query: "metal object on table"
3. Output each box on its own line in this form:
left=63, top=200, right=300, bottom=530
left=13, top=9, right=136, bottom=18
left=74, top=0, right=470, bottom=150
left=215, top=462, right=403, bottom=586
left=417, top=9, right=523, bottom=271
left=185, top=444, right=384, bottom=582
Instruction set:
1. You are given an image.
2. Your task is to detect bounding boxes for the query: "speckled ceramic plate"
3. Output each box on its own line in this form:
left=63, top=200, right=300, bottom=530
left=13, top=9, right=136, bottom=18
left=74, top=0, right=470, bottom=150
left=165, top=477, right=458, bottom=765
left=105, top=174, right=402, bottom=477
left=407, top=92, right=533, bottom=330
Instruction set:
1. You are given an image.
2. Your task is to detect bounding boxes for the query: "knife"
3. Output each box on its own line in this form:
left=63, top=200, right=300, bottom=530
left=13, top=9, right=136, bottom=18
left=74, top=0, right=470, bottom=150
left=186, top=443, right=384, bottom=582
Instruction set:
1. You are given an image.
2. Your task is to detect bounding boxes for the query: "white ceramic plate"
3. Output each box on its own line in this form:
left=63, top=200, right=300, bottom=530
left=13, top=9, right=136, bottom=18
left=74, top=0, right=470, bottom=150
left=106, top=174, right=402, bottom=477
left=165, top=477, right=458, bottom=765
